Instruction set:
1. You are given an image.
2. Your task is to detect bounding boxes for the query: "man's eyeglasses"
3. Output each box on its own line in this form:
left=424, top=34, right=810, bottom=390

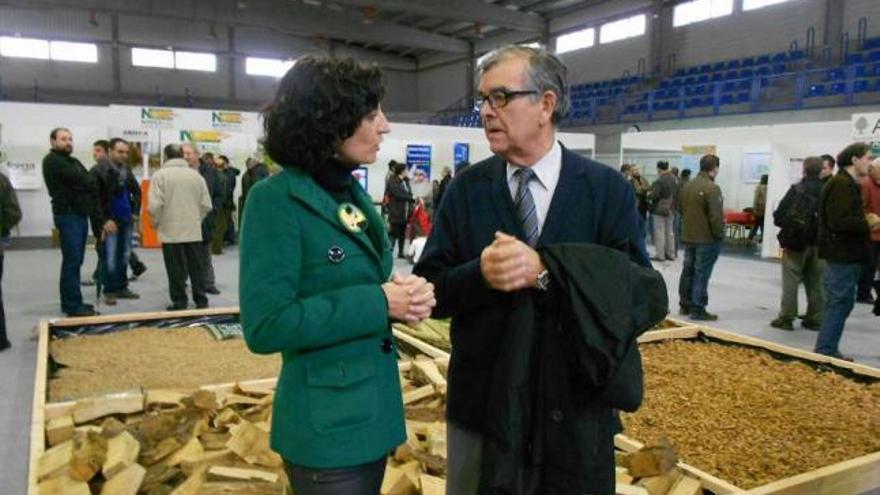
left=474, top=89, right=539, bottom=111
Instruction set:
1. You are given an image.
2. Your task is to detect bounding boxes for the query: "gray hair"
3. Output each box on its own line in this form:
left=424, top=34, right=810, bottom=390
left=477, top=45, right=570, bottom=125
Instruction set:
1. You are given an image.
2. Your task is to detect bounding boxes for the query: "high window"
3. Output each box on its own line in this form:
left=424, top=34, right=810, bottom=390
left=245, top=57, right=296, bottom=78
left=600, top=15, right=646, bottom=44
left=131, top=47, right=216, bottom=72
left=673, top=0, right=734, bottom=27
left=743, top=0, right=798, bottom=11
left=0, top=36, right=98, bottom=63
left=555, top=28, right=595, bottom=54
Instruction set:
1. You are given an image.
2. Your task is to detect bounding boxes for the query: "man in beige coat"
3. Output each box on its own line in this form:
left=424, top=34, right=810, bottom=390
left=149, top=144, right=212, bottom=311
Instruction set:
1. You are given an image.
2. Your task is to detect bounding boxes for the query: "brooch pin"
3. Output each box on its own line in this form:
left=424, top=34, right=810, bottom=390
left=338, top=203, right=368, bottom=233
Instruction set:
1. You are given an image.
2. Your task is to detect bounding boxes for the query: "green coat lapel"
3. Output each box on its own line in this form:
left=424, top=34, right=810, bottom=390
left=284, top=167, right=386, bottom=271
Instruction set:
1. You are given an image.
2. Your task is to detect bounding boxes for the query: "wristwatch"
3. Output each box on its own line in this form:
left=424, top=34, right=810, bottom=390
left=536, top=269, right=551, bottom=291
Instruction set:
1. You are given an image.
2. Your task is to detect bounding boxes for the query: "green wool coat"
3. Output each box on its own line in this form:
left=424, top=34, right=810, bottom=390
left=239, top=166, right=405, bottom=468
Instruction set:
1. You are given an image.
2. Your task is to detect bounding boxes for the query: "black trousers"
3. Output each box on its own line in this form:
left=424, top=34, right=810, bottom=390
left=162, top=242, right=207, bottom=308
left=390, top=222, right=407, bottom=256
left=200, top=240, right=217, bottom=289
left=0, top=252, right=7, bottom=345
left=284, top=457, right=386, bottom=495
left=857, top=241, right=880, bottom=299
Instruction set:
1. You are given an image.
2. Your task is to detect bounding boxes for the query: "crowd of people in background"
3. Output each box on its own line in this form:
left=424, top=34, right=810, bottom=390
left=36, top=127, right=271, bottom=317
left=619, top=143, right=880, bottom=360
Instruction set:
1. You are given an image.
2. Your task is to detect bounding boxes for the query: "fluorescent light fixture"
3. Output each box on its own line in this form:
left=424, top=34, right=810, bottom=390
left=600, top=14, right=646, bottom=44
left=175, top=50, right=216, bottom=72
left=555, top=28, right=595, bottom=54
left=0, top=36, right=50, bottom=59
left=245, top=56, right=296, bottom=77
left=50, top=41, right=98, bottom=63
left=132, top=47, right=174, bottom=68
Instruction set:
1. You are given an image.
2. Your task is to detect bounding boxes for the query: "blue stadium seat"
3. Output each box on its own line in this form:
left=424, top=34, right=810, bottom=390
left=699, top=65, right=712, bottom=74
left=687, top=67, right=699, bottom=75
left=830, top=82, right=846, bottom=95
left=855, top=65, right=869, bottom=78
left=789, top=50, right=805, bottom=60
left=694, top=85, right=707, bottom=95
left=772, top=52, right=787, bottom=63
left=740, top=68, right=754, bottom=78
left=675, top=68, right=686, bottom=77
left=807, top=84, right=826, bottom=97
left=702, top=97, right=715, bottom=106
left=756, top=66, right=771, bottom=76
left=697, top=74, right=710, bottom=84
left=712, top=62, right=726, bottom=72
left=742, top=57, right=755, bottom=67
left=869, top=50, right=880, bottom=62
left=738, top=80, right=751, bottom=91
left=720, top=94, right=734, bottom=105
left=825, top=68, right=845, bottom=80
left=625, top=105, right=637, bottom=114
left=684, top=76, right=696, bottom=85
left=724, top=70, right=739, bottom=80
left=864, top=37, right=880, bottom=50
left=846, top=53, right=864, bottom=65
left=660, top=80, right=671, bottom=88
left=773, top=64, right=787, bottom=74
left=736, top=92, right=750, bottom=104
left=661, top=101, right=677, bottom=111
left=855, top=79, right=870, bottom=93
left=711, top=73, right=724, bottom=82
left=722, top=81, right=736, bottom=92
left=757, top=55, right=771, bottom=65
left=637, top=103, right=648, bottom=113
left=727, top=60, right=741, bottom=69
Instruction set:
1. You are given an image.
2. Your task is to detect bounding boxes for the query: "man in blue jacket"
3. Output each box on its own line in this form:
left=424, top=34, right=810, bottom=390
left=414, top=45, right=649, bottom=495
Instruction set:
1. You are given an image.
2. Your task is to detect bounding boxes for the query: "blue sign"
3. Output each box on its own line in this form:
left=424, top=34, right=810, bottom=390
left=406, top=144, right=432, bottom=179
left=454, top=143, right=470, bottom=172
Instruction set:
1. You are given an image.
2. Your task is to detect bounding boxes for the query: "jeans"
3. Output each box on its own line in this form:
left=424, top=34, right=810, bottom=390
left=201, top=240, right=217, bottom=289
left=390, top=222, right=406, bottom=256
left=678, top=242, right=722, bottom=313
left=652, top=214, right=675, bottom=260
left=103, top=218, right=133, bottom=294
left=284, top=457, right=386, bottom=495
left=815, top=262, right=862, bottom=356
left=779, top=246, right=825, bottom=323
left=54, top=214, right=88, bottom=313
left=856, top=241, right=880, bottom=299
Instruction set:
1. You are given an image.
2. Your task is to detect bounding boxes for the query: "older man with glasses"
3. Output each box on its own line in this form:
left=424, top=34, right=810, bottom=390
left=414, top=45, right=654, bottom=495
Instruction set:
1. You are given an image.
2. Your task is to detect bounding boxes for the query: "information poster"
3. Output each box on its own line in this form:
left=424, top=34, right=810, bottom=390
left=454, top=142, right=470, bottom=172
left=406, top=144, right=432, bottom=182
left=742, top=152, right=770, bottom=183
left=681, top=145, right=717, bottom=172
left=7, top=160, right=42, bottom=190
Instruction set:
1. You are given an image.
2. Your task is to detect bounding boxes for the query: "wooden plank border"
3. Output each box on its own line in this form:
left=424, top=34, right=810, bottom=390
left=27, top=320, right=50, bottom=495
left=626, top=323, right=880, bottom=495
left=47, top=306, right=240, bottom=328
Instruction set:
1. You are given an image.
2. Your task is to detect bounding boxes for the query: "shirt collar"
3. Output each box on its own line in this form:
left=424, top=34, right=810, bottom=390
left=506, top=140, right=562, bottom=189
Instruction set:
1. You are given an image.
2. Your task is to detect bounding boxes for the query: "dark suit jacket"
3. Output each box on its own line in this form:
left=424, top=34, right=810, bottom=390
left=413, top=143, right=650, bottom=432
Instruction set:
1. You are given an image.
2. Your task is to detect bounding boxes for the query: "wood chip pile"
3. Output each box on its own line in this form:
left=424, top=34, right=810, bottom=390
left=622, top=339, right=880, bottom=489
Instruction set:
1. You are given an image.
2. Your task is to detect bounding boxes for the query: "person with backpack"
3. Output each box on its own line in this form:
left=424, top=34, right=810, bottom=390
left=0, top=169, right=22, bottom=351
left=770, top=157, right=825, bottom=331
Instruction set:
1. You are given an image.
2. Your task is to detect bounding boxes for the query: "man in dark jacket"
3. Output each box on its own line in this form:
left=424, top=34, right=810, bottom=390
left=815, top=143, right=877, bottom=359
left=386, top=162, right=414, bottom=259
left=414, top=45, right=649, bottom=495
left=650, top=160, right=677, bottom=261
left=239, top=158, right=269, bottom=223
left=183, top=143, right=223, bottom=294
left=90, top=137, right=141, bottom=304
left=678, top=154, right=724, bottom=321
left=218, top=155, right=240, bottom=247
left=0, top=170, right=22, bottom=350
left=42, top=127, right=98, bottom=317
left=770, top=156, right=825, bottom=331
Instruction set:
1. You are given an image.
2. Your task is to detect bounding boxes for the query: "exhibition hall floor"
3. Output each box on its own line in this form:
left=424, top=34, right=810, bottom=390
left=1, top=246, right=877, bottom=493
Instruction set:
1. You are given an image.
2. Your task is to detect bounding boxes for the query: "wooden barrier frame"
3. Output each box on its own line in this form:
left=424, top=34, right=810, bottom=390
left=623, top=320, right=880, bottom=495
left=29, top=312, right=878, bottom=495
left=28, top=307, right=451, bottom=495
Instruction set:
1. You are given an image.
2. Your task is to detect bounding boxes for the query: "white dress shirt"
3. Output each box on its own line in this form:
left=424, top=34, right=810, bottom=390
left=506, top=140, right=562, bottom=236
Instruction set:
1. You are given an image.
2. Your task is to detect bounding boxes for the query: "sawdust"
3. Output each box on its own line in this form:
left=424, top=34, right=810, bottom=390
left=49, top=327, right=280, bottom=402
left=621, top=340, right=880, bottom=489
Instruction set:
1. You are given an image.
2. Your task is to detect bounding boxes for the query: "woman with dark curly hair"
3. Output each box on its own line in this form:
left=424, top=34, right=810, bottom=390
left=239, top=55, right=436, bottom=494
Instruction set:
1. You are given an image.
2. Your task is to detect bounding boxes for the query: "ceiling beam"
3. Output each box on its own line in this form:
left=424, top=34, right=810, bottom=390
left=0, top=0, right=470, bottom=53
left=327, top=0, right=545, bottom=31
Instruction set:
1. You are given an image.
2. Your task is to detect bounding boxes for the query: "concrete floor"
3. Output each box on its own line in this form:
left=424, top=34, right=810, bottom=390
left=0, top=246, right=877, bottom=492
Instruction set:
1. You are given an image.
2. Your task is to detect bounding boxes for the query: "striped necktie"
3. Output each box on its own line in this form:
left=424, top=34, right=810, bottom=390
left=513, top=167, right=540, bottom=247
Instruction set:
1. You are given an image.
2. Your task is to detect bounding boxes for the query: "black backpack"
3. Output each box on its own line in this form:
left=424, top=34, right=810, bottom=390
left=775, top=184, right=818, bottom=251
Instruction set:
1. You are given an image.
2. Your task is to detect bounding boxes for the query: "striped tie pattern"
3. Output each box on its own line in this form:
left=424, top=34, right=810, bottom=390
left=513, top=167, right=540, bottom=247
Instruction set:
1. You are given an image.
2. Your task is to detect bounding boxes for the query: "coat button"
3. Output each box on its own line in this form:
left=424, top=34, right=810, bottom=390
left=327, top=246, right=345, bottom=264
left=381, top=338, right=393, bottom=354
left=551, top=409, right=564, bottom=422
